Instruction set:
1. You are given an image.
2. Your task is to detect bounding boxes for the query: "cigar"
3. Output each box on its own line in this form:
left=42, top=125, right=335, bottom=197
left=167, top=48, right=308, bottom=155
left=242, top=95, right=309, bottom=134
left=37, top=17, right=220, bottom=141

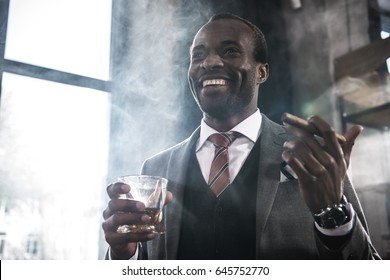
left=281, top=112, right=346, bottom=143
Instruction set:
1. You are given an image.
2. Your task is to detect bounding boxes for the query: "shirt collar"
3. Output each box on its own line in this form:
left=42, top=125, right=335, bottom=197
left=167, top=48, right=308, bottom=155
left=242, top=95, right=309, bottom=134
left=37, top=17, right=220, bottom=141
left=196, top=109, right=262, bottom=152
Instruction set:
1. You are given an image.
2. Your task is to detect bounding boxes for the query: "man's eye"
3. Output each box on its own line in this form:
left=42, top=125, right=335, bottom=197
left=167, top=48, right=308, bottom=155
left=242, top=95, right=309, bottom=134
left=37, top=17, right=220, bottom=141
left=224, top=48, right=239, bottom=55
left=191, top=52, right=204, bottom=60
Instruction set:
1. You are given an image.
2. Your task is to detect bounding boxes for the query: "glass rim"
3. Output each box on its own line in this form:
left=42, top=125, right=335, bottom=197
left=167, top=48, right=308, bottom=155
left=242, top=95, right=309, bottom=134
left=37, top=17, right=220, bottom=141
left=117, top=175, right=168, bottom=185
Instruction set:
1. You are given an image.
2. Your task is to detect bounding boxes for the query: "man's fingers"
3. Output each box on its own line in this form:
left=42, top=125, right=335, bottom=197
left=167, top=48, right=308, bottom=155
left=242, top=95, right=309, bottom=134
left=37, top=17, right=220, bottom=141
left=342, top=125, right=363, bottom=167
left=102, top=211, right=150, bottom=232
left=281, top=150, right=311, bottom=181
left=283, top=126, right=338, bottom=175
left=102, top=199, right=145, bottom=219
left=106, top=182, right=130, bottom=198
left=308, top=116, right=343, bottom=160
left=282, top=113, right=346, bottom=143
left=104, top=231, right=156, bottom=245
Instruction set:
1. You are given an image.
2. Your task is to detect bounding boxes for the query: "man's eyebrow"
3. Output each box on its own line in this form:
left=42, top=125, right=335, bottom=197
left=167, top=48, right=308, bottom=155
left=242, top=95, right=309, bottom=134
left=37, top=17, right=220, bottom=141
left=190, top=45, right=205, bottom=53
left=220, top=40, right=240, bottom=46
left=190, top=40, right=241, bottom=54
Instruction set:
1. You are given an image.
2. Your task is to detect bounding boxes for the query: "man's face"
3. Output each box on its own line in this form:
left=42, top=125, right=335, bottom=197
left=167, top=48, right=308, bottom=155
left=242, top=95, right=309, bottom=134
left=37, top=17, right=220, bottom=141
left=188, top=19, right=265, bottom=121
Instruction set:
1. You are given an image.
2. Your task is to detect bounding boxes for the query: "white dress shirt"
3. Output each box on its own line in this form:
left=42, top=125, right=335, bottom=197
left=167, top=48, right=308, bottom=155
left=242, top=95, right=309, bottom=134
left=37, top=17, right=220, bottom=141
left=196, top=109, right=262, bottom=184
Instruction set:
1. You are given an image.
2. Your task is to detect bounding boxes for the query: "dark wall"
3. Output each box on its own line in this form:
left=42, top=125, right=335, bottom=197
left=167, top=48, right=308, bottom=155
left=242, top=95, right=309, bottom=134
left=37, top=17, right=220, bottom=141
left=244, top=0, right=293, bottom=123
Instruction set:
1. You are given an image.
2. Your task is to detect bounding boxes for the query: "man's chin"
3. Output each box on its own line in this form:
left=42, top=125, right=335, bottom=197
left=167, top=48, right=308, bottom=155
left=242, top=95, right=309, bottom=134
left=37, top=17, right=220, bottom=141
left=202, top=106, right=231, bottom=120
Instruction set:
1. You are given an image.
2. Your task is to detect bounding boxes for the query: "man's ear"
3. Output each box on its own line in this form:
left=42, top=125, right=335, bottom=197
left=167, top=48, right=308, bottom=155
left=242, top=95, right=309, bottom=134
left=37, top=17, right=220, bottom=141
left=256, top=63, right=269, bottom=84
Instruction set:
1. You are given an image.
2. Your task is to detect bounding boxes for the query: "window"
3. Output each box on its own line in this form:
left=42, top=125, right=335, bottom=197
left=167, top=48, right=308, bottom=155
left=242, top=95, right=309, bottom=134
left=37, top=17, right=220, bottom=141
left=26, top=234, right=39, bottom=256
left=5, top=0, right=111, bottom=80
left=0, top=233, right=5, bottom=255
left=0, top=0, right=112, bottom=259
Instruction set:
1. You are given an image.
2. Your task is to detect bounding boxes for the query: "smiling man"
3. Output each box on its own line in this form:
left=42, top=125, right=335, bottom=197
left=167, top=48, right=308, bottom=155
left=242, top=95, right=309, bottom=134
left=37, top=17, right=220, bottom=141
left=102, top=13, right=380, bottom=260
left=188, top=15, right=269, bottom=132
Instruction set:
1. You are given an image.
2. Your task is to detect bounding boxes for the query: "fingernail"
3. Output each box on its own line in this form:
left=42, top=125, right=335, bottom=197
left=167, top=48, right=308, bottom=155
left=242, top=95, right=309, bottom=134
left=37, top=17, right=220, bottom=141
left=141, top=214, right=151, bottom=222
left=121, top=184, right=128, bottom=192
left=136, top=201, right=145, bottom=211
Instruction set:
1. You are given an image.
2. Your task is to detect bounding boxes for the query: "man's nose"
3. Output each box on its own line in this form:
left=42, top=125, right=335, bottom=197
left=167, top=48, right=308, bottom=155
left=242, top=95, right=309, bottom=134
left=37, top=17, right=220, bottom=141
left=200, top=53, right=223, bottom=69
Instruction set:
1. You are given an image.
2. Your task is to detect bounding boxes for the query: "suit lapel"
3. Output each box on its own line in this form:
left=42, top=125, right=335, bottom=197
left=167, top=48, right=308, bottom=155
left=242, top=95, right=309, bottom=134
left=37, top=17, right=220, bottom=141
left=164, top=128, right=200, bottom=259
left=255, top=115, right=288, bottom=258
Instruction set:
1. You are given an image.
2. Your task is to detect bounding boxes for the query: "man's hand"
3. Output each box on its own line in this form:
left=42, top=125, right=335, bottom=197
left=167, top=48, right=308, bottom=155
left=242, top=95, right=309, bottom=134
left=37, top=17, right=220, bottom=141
left=282, top=115, right=363, bottom=214
left=102, top=182, right=172, bottom=259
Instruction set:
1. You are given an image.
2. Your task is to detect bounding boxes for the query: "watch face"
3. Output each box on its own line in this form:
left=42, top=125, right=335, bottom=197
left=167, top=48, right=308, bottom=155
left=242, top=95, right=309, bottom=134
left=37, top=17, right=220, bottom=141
left=316, top=205, right=347, bottom=229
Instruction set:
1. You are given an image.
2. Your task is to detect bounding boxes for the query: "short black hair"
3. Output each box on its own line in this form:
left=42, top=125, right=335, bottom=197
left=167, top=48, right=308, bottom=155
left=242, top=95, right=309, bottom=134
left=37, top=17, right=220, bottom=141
left=207, top=13, right=268, bottom=63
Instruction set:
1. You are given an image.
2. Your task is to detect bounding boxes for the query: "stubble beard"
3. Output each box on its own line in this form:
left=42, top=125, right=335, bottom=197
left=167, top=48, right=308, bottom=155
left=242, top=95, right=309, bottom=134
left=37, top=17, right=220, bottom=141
left=199, top=89, right=256, bottom=121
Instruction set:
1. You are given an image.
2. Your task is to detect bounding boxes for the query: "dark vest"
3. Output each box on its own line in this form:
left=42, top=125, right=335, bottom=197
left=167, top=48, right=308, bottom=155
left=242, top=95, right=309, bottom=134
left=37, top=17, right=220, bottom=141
left=177, top=138, right=261, bottom=259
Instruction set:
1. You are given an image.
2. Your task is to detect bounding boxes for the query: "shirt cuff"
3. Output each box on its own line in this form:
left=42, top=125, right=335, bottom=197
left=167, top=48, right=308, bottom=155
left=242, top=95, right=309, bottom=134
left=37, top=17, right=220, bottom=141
left=108, top=244, right=139, bottom=260
left=315, top=202, right=356, bottom=236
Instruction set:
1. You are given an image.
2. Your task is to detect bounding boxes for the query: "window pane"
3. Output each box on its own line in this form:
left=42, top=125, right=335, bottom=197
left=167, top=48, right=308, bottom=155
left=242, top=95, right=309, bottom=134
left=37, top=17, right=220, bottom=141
left=0, top=73, right=110, bottom=259
left=5, top=0, right=112, bottom=80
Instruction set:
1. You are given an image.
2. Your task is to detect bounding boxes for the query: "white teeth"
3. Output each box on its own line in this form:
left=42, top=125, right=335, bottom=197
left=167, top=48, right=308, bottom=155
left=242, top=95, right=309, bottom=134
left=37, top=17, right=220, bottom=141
left=202, top=79, right=228, bottom=87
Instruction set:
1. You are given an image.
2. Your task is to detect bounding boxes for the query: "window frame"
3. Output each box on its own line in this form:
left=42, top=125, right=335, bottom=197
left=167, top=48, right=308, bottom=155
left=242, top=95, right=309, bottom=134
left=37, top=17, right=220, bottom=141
left=0, top=0, right=112, bottom=103
left=0, top=0, right=113, bottom=260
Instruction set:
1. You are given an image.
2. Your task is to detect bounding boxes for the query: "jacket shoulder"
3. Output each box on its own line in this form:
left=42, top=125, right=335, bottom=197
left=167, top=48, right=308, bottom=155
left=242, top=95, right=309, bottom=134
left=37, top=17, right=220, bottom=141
left=261, top=114, right=293, bottom=144
left=141, top=128, right=200, bottom=175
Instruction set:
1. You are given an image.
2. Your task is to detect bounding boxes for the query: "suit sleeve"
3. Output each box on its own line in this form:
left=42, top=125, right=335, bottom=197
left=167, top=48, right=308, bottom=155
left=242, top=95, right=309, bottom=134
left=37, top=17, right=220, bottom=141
left=314, top=175, right=381, bottom=259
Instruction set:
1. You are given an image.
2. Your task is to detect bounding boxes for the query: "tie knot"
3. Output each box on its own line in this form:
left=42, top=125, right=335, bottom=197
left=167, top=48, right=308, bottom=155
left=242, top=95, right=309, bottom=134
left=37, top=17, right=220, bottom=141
left=208, top=132, right=238, bottom=148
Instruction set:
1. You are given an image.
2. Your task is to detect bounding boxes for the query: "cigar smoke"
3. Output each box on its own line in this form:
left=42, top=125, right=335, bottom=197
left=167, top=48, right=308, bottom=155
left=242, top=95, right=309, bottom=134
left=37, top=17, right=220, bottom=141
left=108, top=0, right=212, bottom=181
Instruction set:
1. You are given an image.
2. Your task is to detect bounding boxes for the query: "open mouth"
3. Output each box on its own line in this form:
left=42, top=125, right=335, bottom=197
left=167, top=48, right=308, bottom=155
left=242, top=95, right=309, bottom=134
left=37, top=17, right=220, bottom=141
left=202, top=79, right=229, bottom=88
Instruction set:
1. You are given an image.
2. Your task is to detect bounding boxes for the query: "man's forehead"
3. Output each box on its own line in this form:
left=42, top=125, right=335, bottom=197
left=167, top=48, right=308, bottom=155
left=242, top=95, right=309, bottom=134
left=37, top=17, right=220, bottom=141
left=192, top=19, right=253, bottom=47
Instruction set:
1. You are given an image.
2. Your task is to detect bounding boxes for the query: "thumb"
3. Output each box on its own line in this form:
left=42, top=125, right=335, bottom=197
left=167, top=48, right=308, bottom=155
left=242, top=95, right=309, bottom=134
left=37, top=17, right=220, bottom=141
left=342, top=125, right=363, bottom=167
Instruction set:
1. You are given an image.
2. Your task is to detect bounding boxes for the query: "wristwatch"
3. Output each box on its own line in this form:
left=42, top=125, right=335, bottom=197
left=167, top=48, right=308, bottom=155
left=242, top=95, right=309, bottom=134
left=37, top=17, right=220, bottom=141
left=313, top=196, right=349, bottom=229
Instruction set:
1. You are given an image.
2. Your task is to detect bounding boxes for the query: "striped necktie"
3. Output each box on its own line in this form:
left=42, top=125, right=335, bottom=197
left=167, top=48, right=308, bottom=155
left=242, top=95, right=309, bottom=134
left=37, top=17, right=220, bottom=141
left=208, top=132, right=238, bottom=197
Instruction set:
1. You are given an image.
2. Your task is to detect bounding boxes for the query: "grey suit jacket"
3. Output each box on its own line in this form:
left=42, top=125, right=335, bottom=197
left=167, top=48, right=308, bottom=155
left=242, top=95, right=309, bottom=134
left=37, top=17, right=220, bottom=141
left=140, top=114, right=380, bottom=259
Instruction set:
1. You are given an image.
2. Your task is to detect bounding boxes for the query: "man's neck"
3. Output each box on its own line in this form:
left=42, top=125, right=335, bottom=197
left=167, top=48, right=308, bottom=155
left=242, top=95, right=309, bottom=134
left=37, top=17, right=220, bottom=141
left=203, top=108, right=258, bottom=132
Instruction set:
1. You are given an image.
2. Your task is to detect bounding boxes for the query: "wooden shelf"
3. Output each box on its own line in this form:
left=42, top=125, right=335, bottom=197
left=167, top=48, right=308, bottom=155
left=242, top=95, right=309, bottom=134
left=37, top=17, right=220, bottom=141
left=343, top=102, right=390, bottom=130
left=334, top=37, right=390, bottom=80
left=334, top=38, right=390, bottom=131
